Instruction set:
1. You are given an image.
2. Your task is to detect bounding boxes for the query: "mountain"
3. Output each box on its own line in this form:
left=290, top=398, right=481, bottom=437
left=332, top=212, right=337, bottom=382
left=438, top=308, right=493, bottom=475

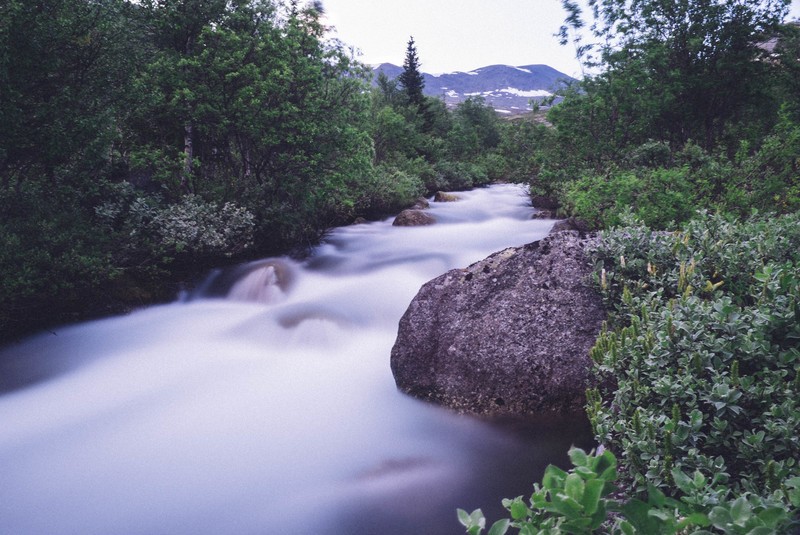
left=372, top=63, right=576, bottom=115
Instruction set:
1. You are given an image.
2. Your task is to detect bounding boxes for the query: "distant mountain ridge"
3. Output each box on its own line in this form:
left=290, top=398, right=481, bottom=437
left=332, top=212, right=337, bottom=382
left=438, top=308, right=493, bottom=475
left=372, top=63, right=576, bottom=115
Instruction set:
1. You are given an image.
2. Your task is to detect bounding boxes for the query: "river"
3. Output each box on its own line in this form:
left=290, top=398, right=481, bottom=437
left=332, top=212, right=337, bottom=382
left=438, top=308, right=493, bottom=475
left=0, top=184, right=592, bottom=534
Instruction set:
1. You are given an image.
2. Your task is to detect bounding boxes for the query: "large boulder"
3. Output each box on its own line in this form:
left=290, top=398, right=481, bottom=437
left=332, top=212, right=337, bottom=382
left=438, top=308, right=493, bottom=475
left=390, top=231, right=605, bottom=417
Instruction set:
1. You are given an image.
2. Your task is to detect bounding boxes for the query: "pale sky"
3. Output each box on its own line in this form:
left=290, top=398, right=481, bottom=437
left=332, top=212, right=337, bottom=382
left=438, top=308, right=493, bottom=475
left=323, top=0, right=800, bottom=78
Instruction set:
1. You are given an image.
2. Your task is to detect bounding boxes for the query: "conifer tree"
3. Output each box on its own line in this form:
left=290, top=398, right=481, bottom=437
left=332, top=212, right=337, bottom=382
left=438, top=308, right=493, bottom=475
left=398, top=36, right=425, bottom=107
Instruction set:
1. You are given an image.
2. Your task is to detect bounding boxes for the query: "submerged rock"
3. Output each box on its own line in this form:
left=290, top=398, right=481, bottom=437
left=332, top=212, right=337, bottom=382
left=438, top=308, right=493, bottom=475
left=433, top=191, right=459, bottom=202
left=393, top=209, right=436, bottom=227
left=390, top=231, right=605, bottom=417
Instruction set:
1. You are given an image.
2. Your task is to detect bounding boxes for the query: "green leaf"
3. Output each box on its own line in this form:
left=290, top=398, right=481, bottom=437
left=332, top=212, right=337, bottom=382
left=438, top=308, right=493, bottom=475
left=470, top=509, right=486, bottom=528
left=582, top=479, right=605, bottom=515
left=542, top=464, right=568, bottom=491
left=646, top=484, right=666, bottom=508
left=709, top=506, right=733, bottom=529
left=678, top=512, right=711, bottom=528
left=487, top=519, right=510, bottom=535
left=568, top=447, right=590, bottom=468
left=690, top=409, right=704, bottom=431
left=509, top=499, right=529, bottom=520
left=457, top=508, right=472, bottom=528
left=671, top=468, right=694, bottom=494
left=551, top=493, right=583, bottom=517
left=730, top=496, right=752, bottom=526
left=575, top=466, right=596, bottom=478
left=647, top=509, right=671, bottom=521
left=622, top=499, right=657, bottom=531
left=746, top=528, right=778, bottom=535
left=756, top=506, right=787, bottom=527
left=618, top=519, right=636, bottom=535
left=693, top=470, right=706, bottom=488
left=593, top=450, right=618, bottom=478
left=564, top=473, right=585, bottom=503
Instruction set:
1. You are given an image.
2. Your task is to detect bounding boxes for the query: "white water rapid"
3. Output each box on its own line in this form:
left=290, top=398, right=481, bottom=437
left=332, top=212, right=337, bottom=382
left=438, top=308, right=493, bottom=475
left=0, top=184, right=592, bottom=534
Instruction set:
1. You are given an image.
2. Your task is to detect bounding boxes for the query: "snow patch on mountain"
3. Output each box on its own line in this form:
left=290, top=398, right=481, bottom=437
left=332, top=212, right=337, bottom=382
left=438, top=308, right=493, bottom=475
left=499, top=87, right=552, bottom=98
left=372, top=62, right=576, bottom=115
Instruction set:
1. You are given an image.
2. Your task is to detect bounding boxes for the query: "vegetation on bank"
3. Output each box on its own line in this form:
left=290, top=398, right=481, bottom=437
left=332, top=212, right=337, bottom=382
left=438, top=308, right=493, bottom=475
left=0, top=0, right=507, bottom=342
left=460, top=212, right=800, bottom=534
left=458, top=0, right=800, bottom=532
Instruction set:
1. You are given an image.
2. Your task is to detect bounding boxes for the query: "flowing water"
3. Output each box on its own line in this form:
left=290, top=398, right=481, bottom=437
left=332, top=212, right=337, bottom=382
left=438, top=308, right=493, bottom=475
left=0, top=184, right=592, bottom=534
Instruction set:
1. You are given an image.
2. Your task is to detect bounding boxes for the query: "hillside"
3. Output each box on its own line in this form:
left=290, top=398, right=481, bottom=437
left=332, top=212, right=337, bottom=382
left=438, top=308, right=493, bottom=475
left=372, top=63, right=576, bottom=115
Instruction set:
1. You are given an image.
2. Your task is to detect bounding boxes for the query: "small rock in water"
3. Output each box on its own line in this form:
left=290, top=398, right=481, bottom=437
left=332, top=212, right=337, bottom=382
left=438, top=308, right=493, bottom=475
left=392, top=209, right=436, bottom=227
left=433, top=191, right=459, bottom=203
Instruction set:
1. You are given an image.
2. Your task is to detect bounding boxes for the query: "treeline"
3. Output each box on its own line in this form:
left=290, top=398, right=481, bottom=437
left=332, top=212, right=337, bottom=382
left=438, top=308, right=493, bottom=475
left=0, top=0, right=507, bottom=342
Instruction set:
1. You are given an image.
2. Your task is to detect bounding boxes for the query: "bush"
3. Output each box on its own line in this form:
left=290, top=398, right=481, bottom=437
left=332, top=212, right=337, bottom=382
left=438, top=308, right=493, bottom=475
left=357, top=164, right=426, bottom=217
left=585, top=212, right=800, bottom=517
left=734, top=112, right=800, bottom=215
left=459, top=448, right=800, bottom=535
left=564, top=167, right=696, bottom=230
left=96, top=185, right=255, bottom=263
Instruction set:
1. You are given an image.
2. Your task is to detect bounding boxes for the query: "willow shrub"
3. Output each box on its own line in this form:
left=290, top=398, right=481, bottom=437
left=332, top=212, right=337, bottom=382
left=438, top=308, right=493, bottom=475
left=564, top=167, right=696, bottom=230
left=459, top=447, right=800, bottom=534
left=586, top=212, right=800, bottom=515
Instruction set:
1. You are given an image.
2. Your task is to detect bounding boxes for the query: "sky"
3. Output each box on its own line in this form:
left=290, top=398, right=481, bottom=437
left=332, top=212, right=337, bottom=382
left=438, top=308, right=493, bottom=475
left=323, top=0, right=800, bottom=78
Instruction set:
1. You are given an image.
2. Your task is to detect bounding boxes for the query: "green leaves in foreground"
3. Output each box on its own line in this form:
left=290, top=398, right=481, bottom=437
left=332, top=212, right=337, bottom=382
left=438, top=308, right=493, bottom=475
left=459, top=448, right=799, bottom=534
left=459, top=447, right=619, bottom=535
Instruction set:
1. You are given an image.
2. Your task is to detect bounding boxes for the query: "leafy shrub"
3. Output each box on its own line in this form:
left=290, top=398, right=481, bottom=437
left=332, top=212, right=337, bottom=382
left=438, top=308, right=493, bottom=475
left=357, top=164, right=426, bottom=217
left=564, top=167, right=696, bottom=230
left=625, top=141, right=673, bottom=169
left=459, top=448, right=800, bottom=535
left=585, top=212, right=800, bottom=519
left=434, top=160, right=489, bottom=191
left=733, top=112, right=800, bottom=215
left=96, top=185, right=255, bottom=261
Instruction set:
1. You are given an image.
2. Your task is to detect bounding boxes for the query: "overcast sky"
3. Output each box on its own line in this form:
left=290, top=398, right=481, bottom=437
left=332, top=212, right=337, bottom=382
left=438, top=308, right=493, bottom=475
left=323, top=0, right=800, bottom=78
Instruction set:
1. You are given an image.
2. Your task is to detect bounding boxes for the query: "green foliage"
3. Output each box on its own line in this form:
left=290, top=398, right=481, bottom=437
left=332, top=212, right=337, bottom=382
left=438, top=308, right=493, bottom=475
left=95, top=185, right=255, bottom=261
left=564, top=167, right=696, bottom=230
left=534, top=1, right=798, bottom=220
left=1, top=0, right=517, bottom=340
left=559, top=0, right=788, bottom=151
left=730, top=110, right=800, bottom=215
left=398, top=36, right=425, bottom=109
left=460, top=448, right=798, bottom=535
left=356, top=164, right=425, bottom=218
left=449, top=97, right=502, bottom=157
left=586, top=212, right=800, bottom=521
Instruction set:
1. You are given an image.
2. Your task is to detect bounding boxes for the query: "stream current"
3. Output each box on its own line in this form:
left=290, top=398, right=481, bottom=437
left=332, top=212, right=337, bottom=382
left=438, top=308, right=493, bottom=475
left=0, top=184, right=592, bottom=534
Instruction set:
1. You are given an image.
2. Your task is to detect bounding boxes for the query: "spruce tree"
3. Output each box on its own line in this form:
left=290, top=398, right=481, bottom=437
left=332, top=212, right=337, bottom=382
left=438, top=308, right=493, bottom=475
left=398, top=36, right=425, bottom=107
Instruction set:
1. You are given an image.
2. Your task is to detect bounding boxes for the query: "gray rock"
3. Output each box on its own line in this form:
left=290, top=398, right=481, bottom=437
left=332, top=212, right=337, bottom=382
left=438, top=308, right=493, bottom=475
left=412, top=197, right=430, bottom=210
left=393, top=210, right=436, bottom=227
left=552, top=217, right=592, bottom=233
left=390, top=232, right=605, bottom=416
left=531, top=209, right=556, bottom=220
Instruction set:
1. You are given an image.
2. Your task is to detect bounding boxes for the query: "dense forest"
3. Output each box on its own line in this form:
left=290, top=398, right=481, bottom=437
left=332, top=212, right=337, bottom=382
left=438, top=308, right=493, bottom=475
left=0, top=0, right=508, bottom=342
